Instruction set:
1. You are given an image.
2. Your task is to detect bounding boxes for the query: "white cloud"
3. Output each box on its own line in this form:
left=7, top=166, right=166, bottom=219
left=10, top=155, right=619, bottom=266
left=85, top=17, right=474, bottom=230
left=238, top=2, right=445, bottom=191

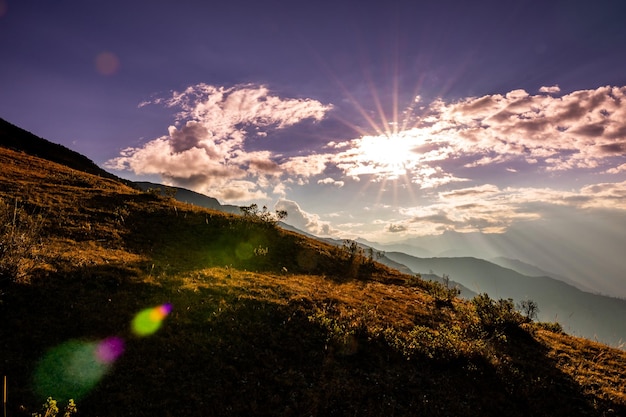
left=388, top=180, right=626, bottom=236
left=274, top=199, right=338, bottom=236
left=317, top=177, right=345, bottom=187
left=607, top=163, right=626, bottom=174
left=105, top=84, right=333, bottom=202
left=539, top=85, right=561, bottom=94
left=279, top=154, right=332, bottom=178
left=317, top=86, right=626, bottom=191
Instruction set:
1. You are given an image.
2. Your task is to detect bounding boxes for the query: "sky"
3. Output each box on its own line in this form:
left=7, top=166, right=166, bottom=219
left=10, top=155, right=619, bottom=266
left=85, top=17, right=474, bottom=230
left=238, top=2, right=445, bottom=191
left=2, top=0, right=626, bottom=292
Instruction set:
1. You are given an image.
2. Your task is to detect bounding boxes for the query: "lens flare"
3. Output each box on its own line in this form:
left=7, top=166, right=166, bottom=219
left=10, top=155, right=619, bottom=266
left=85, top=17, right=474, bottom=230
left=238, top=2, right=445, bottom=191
left=95, top=51, right=120, bottom=76
left=95, top=336, right=125, bottom=363
left=33, top=338, right=123, bottom=401
left=33, top=305, right=171, bottom=400
left=131, top=303, right=172, bottom=336
left=235, top=242, right=254, bottom=260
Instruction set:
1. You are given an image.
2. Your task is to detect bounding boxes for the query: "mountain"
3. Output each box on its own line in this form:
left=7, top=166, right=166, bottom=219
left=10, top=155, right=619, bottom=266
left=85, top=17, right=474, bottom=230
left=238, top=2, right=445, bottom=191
left=384, top=251, right=626, bottom=347
left=0, top=117, right=132, bottom=186
left=356, top=237, right=433, bottom=258
left=378, top=228, right=626, bottom=300
left=490, top=256, right=597, bottom=294
left=331, top=238, right=478, bottom=298
left=1, top=120, right=625, bottom=416
left=133, top=181, right=241, bottom=214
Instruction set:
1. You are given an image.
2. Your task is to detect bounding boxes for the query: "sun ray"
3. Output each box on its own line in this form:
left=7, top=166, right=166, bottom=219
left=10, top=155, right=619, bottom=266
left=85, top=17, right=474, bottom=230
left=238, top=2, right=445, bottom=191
left=309, top=49, right=386, bottom=136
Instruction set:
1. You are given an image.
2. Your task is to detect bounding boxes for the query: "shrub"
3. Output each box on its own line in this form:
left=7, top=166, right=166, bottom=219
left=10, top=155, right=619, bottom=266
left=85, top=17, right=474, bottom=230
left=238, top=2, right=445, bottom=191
left=471, top=293, right=525, bottom=339
left=429, top=274, right=461, bottom=308
left=31, top=397, right=77, bottom=417
left=534, top=321, right=564, bottom=334
left=240, top=204, right=287, bottom=226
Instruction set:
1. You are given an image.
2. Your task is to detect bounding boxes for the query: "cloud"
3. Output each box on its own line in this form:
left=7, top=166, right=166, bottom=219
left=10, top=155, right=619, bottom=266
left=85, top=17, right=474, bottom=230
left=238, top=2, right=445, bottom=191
left=108, top=82, right=626, bottom=220
left=105, top=84, right=333, bottom=202
left=279, top=154, right=332, bottom=178
left=539, top=85, right=561, bottom=94
left=321, top=86, right=626, bottom=188
left=388, top=180, right=626, bottom=236
left=387, top=223, right=408, bottom=233
left=274, top=199, right=338, bottom=236
left=317, top=177, right=345, bottom=187
left=607, top=163, right=626, bottom=174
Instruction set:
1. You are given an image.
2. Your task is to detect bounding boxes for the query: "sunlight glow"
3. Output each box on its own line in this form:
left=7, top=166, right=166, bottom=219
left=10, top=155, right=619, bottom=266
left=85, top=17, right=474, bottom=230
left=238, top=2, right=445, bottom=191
left=347, top=132, right=421, bottom=180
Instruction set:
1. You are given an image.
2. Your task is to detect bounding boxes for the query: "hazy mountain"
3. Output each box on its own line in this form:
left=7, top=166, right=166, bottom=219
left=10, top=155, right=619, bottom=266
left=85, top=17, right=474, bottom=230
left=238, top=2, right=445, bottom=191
left=490, top=257, right=597, bottom=294
left=356, top=237, right=433, bottom=258
left=133, top=181, right=241, bottom=214
left=384, top=251, right=626, bottom=347
left=376, top=228, right=626, bottom=299
left=325, top=237, right=477, bottom=297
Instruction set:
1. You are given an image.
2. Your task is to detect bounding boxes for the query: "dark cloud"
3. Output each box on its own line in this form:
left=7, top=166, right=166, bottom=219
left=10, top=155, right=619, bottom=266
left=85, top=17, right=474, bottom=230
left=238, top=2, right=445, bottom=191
left=599, top=143, right=625, bottom=154
left=572, top=123, right=606, bottom=137
left=169, top=122, right=211, bottom=154
left=387, top=224, right=407, bottom=233
left=248, top=159, right=281, bottom=172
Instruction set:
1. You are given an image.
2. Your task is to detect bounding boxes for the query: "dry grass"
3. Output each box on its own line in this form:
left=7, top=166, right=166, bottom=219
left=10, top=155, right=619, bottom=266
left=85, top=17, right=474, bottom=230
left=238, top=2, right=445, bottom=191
left=1, top=145, right=626, bottom=417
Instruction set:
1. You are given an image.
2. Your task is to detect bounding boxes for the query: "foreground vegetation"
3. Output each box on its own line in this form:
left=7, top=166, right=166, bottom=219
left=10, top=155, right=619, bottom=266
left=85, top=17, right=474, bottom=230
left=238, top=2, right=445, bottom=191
left=1, top=145, right=625, bottom=416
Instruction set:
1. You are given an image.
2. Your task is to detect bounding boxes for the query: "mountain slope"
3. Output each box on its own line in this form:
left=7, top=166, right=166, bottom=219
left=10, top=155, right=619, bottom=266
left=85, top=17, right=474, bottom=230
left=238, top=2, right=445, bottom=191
left=384, top=252, right=626, bottom=347
left=133, top=181, right=241, bottom=214
left=1, top=124, right=625, bottom=416
left=0, top=117, right=131, bottom=185
left=378, top=228, right=626, bottom=299
left=490, top=256, right=597, bottom=294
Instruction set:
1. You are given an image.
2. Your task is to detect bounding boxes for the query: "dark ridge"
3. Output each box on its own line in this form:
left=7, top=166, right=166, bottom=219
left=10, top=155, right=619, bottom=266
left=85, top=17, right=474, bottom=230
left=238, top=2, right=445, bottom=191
left=0, top=117, right=135, bottom=187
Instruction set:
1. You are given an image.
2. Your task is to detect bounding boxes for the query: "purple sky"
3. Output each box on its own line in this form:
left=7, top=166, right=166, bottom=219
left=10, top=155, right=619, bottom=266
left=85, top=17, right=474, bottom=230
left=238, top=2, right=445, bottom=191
left=2, top=0, right=626, bottom=294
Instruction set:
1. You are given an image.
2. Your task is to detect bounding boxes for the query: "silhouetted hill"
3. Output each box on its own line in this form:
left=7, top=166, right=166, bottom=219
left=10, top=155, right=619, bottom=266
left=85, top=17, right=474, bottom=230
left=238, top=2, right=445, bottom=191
left=0, top=117, right=133, bottom=186
left=385, top=252, right=626, bottom=347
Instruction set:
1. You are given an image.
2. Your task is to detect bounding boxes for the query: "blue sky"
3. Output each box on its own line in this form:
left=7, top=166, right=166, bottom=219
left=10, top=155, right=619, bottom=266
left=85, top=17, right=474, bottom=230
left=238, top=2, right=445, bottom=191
left=2, top=0, right=626, bottom=290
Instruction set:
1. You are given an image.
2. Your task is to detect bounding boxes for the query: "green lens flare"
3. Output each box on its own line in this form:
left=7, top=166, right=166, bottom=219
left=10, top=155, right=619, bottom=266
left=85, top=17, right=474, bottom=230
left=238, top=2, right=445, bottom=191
left=131, top=303, right=172, bottom=336
left=33, top=340, right=110, bottom=401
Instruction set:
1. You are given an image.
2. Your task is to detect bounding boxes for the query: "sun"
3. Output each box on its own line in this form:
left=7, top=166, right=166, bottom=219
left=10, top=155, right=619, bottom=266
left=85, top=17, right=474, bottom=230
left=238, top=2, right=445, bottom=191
left=352, top=131, right=419, bottom=180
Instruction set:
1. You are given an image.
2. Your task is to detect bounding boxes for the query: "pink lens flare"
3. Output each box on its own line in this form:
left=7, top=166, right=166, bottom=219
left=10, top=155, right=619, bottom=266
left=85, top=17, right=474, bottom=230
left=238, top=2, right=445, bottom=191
left=95, top=336, right=125, bottom=363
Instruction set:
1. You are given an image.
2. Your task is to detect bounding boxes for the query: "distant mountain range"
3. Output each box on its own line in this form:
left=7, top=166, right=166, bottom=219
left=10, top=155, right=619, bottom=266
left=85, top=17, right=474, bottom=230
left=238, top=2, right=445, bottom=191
left=489, top=256, right=597, bottom=294
left=358, top=226, right=626, bottom=301
left=381, top=251, right=626, bottom=347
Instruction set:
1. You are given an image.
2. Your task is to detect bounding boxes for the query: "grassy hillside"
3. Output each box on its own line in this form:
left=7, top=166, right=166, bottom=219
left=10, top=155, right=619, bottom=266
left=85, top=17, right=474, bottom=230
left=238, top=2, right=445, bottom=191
left=1, top=145, right=626, bottom=417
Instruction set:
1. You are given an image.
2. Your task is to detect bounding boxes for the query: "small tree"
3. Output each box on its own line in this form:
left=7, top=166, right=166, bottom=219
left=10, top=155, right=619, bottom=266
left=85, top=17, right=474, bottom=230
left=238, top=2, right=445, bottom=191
left=517, top=298, right=540, bottom=321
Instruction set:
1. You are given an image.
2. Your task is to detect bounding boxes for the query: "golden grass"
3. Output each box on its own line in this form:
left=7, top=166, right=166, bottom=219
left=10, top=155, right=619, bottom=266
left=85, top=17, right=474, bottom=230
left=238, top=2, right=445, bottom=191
left=534, top=330, right=626, bottom=405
